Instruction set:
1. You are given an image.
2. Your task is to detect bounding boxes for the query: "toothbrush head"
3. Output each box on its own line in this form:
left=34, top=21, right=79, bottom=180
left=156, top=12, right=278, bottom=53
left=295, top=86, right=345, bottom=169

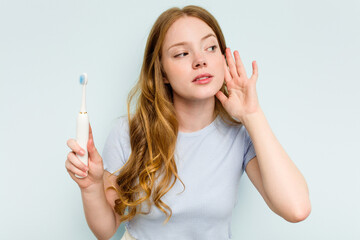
left=80, top=73, right=88, bottom=85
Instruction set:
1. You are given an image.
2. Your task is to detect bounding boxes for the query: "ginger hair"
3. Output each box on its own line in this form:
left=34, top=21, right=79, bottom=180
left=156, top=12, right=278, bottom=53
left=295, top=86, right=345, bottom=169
left=107, top=5, right=242, bottom=225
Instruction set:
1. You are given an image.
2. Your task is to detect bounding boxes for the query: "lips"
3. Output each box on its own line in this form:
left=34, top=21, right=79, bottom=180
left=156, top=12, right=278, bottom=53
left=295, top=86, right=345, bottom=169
left=192, top=73, right=213, bottom=82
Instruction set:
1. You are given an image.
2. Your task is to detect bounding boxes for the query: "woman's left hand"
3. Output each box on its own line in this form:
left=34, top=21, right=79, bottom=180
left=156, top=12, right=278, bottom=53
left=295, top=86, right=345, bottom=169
left=215, top=48, right=261, bottom=122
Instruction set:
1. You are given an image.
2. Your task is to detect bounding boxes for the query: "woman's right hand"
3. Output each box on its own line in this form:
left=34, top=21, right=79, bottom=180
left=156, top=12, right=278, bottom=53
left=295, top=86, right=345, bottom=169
left=65, top=123, right=104, bottom=190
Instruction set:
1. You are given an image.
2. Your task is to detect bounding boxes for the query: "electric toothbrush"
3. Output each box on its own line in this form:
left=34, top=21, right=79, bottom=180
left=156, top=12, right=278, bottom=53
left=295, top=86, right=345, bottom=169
left=75, top=73, right=89, bottom=178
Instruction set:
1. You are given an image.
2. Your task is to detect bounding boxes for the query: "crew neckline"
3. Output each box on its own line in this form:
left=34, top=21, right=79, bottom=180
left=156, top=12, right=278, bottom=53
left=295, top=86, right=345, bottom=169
left=178, top=115, right=220, bottom=137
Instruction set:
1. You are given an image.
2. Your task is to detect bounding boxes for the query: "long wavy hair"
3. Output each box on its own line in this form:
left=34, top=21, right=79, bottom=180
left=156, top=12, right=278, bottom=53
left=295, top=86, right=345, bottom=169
left=107, top=5, right=242, bottom=225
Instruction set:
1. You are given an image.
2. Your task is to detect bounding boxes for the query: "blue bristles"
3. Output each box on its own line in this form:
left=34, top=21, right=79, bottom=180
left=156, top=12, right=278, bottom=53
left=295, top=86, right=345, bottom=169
left=80, top=75, right=85, bottom=84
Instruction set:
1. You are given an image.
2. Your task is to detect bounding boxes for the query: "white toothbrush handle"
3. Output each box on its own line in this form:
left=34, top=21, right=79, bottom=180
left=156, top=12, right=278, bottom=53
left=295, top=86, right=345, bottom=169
left=75, top=112, right=89, bottom=178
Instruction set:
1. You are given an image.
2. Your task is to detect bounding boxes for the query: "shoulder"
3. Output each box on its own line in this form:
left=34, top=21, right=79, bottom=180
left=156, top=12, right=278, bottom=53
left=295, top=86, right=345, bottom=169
left=106, top=115, right=131, bottom=139
left=112, top=115, right=130, bottom=131
left=104, top=115, right=132, bottom=151
left=102, top=115, right=132, bottom=173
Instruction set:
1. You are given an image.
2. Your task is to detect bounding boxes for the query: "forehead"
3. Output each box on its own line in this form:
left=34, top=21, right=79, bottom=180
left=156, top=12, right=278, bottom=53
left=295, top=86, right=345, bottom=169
left=163, top=16, right=216, bottom=47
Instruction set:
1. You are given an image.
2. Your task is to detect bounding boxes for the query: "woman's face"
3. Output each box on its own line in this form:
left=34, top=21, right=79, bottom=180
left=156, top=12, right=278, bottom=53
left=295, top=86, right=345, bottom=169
left=161, top=16, right=225, bottom=102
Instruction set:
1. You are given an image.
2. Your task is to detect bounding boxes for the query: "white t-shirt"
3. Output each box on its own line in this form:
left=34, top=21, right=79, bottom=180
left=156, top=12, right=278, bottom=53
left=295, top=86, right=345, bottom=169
left=102, top=115, right=257, bottom=240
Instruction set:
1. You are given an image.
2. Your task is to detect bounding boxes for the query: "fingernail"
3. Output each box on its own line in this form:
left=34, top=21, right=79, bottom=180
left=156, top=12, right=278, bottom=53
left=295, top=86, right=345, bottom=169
left=80, top=150, right=85, bottom=155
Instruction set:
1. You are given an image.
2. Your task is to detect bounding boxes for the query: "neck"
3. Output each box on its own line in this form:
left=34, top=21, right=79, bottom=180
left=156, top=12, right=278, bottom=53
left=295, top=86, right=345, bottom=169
left=173, top=94, right=216, bottom=133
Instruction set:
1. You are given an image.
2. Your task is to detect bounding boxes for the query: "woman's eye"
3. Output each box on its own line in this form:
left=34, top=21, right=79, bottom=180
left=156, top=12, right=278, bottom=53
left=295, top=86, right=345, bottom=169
left=174, top=46, right=217, bottom=58
left=208, top=45, right=217, bottom=51
left=174, top=52, right=188, bottom=58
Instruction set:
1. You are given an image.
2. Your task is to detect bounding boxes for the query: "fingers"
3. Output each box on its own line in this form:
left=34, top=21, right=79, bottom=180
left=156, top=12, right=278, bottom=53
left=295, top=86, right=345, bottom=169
left=234, top=50, right=246, bottom=77
left=225, top=47, right=249, bottom=80
left=88, top=138, right=102, bottom=164
left=67, top=151, right=88, bottom=172
left=67, top=138, right=85, bottom=156
left=88, top=123, right=95, bottom=153
left=87, top=126, right=103, bottom=164
left=252, top=61, right=258, bottom=81
left=65, top=152, right=88, bottom=177
left=66, top=138, right=88, bottom=176
left=89, top=123, right=94, bottom=145
left=223, top=55, right=232, bottom=85
left=215, top=91, right=228, bottom=105
left=225, top=48, right=238, bottom=79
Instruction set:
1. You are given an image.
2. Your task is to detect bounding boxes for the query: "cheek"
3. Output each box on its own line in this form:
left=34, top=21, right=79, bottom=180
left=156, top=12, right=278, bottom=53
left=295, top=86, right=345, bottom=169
left=164, top=60, right=181, bottom=77
left=214, top=58, right=225, bottom=81
left=167, top=64, right=191, bottom=85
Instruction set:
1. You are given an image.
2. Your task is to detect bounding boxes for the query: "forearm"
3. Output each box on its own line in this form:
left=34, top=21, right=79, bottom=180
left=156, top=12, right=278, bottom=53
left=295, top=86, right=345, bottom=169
left=242, top=109, right=311, bottom=220
left=81, top=182, right=117, bottom=240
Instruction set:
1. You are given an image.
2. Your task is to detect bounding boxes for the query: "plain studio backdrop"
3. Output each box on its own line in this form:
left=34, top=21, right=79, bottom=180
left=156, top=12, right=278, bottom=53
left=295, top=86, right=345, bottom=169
left=0, top=0, right=359, bottom=239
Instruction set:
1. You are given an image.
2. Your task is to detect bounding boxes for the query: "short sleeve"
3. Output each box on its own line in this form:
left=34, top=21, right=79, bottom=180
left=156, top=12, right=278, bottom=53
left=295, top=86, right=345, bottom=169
left=102, top=116, right=130, bottom=176
left=242, top=127, right=256, bottom=173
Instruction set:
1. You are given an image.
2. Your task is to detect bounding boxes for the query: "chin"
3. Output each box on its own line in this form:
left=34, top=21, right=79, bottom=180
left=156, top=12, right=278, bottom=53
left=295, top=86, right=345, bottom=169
left=190, top=90, right=220, bottom=101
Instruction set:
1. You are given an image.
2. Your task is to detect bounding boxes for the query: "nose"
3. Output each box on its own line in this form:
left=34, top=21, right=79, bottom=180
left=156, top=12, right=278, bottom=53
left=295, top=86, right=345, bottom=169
left=192, top=53, right=207, bottom=69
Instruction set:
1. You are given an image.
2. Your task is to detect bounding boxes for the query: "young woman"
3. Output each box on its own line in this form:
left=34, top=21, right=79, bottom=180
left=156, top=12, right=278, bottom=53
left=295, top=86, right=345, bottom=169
left=65, top=5, right=311, bottom=240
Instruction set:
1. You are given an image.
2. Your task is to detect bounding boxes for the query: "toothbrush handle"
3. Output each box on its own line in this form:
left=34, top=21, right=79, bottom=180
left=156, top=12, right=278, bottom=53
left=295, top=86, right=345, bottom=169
left=75, top=113, right=89, bottom=178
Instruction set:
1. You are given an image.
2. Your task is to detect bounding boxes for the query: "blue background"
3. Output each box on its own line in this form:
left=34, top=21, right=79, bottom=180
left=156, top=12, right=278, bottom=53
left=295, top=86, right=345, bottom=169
left=0, top=0, right=359, bottom=239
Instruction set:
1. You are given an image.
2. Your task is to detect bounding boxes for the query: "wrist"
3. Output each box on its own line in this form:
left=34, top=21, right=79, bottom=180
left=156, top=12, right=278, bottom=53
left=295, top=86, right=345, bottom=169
left=81, top=181, right=104, bottom=194
left=240, top=108, right=264, bottom=126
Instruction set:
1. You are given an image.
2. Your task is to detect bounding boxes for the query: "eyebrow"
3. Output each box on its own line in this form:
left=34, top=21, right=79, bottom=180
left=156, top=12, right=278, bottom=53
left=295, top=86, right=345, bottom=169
left=167, top=33, right=217, bottom=51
